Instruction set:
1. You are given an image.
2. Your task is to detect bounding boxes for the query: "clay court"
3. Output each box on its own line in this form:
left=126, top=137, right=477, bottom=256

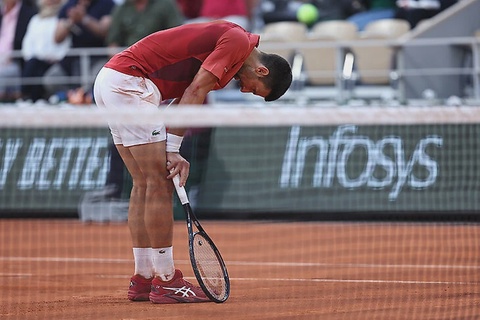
left=1, top=218, right=479, bottom=319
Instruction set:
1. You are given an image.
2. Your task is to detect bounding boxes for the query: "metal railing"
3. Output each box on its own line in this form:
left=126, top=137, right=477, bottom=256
left=9, top=47, right=121, bottom=91
left=6, top=36, right=480, bottom=105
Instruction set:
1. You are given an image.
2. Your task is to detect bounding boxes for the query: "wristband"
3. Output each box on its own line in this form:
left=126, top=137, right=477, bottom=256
left=166, top=133, right=183, bottom=153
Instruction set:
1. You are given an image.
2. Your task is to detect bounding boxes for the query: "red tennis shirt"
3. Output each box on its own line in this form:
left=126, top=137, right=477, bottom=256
left=104, top=20, right=260, bottom=100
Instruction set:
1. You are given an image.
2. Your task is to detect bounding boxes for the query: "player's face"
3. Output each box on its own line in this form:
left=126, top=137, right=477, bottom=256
left=235, top=72, right=271, bottom=99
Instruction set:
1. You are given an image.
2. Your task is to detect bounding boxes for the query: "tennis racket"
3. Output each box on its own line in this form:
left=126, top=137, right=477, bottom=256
left=172, top=174, right=230, bottom=303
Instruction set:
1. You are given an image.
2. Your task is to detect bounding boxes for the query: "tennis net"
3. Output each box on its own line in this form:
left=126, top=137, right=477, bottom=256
left=1, top=102, right=479, bottom=217
left=0, top=101, right=479, bottom=320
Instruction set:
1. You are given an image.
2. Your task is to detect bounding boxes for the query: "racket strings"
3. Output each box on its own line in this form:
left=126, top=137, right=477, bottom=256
left=193, top=233, right=228, bottom=300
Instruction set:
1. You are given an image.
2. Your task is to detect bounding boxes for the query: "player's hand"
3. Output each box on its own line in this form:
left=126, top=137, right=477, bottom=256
left=166, top=154, right=190, bottom=187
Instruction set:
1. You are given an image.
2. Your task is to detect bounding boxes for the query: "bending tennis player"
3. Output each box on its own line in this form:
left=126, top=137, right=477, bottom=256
left=93, top=20, right=292, bottom=304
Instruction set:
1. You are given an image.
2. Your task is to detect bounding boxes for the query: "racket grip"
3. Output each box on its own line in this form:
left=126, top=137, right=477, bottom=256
left=172, top=174, right=189, bottom=205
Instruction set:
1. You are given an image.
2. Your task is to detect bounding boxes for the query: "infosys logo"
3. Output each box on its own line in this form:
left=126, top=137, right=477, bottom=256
left=280, top=125, right=443, bottom=201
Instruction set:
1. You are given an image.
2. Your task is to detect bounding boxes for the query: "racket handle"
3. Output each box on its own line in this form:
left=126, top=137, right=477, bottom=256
left=172, top=174, right=189, bottom=205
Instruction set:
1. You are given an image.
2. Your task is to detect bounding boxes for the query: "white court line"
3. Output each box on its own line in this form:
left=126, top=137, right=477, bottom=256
left=2, top=271, right=475, bottom=286
left=0, top=273, right=33, bottom=277
left=228, top=261, right=480, bottom=270
left=230, top=278, right=477, bottom=286
left=95, top=275, right=477, bottom=286
left=0, top=257, right=130, bottom=263
left=1, top=256, right=479, bottom=270
left=1, top=257, right=477, bottom=286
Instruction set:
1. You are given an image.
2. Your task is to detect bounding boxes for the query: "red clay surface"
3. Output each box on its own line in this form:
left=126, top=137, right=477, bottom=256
left=1, top=219, right=479, bottom=319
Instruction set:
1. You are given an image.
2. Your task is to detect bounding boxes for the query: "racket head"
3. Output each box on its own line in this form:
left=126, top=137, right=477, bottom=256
left=173, top=174, right=230, bottom=302
left=189, top=230, right=230, bottom=303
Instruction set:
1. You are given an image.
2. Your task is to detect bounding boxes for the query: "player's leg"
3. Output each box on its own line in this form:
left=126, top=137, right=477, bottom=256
left=115, top=143, right=154, bottom=301
left=117, top=140, right=177, bottom=300
left=121, top=141, right=174, bottom=250
left=115, top=144, right=151, bottom=248
left=93, top=67, right=168, bottom=300
left=119, top=140, right=208, bottom=304
left=126, top=141, right=176, bottom=281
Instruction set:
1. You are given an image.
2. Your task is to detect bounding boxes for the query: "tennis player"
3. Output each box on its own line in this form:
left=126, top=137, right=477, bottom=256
left=93, top=20, right=292, bottom=304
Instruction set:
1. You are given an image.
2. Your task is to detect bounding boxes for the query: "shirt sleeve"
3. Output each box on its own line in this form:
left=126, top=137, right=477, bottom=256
left=201, top=27, right=251, bottom=81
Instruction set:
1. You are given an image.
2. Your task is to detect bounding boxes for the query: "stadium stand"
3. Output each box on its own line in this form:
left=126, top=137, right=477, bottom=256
left=4, top=0, right=480, bottom=106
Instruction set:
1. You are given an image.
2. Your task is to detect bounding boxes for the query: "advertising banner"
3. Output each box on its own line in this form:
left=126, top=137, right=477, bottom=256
left=198, top=124, right=480, bottom=213
left=0, top=128, right=111, bottom=212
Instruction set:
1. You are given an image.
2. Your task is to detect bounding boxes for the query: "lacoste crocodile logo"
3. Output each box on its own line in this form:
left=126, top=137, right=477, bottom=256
left=152, top=130, right=162, bottom=136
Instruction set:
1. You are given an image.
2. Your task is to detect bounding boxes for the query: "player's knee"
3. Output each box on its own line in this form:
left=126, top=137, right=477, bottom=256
left=131, top=177, right=147, bottom=191
left=145, top=176, right=170, bottom=192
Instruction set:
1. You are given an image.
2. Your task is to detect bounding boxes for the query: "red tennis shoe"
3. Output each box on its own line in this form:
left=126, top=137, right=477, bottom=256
left=149, top=269, right=210, bottom=304
left=128, top=274, right=153, bottom=301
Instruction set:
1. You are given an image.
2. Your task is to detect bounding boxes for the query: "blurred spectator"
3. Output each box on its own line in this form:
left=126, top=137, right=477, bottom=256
left=260, top=0, right=353, bottom=27
left=0, top=0, right=37, bottom=102
left=107, top=0, right=183, bottom=49
left=185, top=0, right=255, bottom=31
left=313, top=0, right=362, bottom=21
left=261, top=0, right=302, bottom=25
left=395, top=0, right=457, bottom=28
left=347, top=0, right=397, bottom=31
left=44, top=0, right=115, bottom=100
left=175, top=0, right=202, bottom=20
left=21, top=0, right=71, bottom=102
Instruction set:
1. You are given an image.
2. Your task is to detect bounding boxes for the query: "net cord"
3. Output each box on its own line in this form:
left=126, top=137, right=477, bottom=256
left=1, top=105, right=480, bottom=128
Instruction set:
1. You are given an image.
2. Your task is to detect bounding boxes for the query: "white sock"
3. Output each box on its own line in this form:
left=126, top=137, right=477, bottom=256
left=152, top=246, right=175, bottom=281
left=133, top=247, right=153, bottom=279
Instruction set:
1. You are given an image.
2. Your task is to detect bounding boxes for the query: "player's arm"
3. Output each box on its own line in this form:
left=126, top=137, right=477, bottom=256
left=166, top=67, right=218, bottom=184
left=168, top=67, right=218, bottom=137
left=181, top=67, right=218, bottom=104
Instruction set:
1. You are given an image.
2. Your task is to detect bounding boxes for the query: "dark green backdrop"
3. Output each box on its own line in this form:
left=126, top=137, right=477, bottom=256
left=1, top=124, right=479, bottom=215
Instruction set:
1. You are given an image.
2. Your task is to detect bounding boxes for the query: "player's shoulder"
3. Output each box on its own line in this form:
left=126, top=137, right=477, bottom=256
left=216, top=20, right=248, bottom=33
left=215, top=21, right=251, bottom=42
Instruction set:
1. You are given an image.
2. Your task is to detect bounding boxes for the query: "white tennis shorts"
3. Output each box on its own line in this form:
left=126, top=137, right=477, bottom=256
left=93, top=67, right=166, bottom=147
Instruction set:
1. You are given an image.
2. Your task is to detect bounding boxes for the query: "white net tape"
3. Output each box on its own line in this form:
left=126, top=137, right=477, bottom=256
left=1, top=104, right=480, bottom=128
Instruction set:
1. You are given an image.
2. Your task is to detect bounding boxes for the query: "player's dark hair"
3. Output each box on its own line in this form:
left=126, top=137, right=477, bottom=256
left=259, top=53, right=292, bottom=102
